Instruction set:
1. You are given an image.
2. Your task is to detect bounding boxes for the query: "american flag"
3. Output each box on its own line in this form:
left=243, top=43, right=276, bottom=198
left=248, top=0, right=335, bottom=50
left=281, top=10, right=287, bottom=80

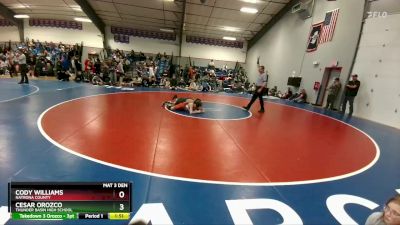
left=319, top=8, right=339, bottom=44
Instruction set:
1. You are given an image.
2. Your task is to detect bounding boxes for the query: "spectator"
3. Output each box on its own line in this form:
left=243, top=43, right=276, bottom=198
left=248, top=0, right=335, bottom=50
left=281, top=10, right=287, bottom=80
left=341, top=74, right=361, bottom=116
left=208, top=59, right=215, bottom=70
left=188, top=66, right=195, bottom=80
left=280, top=87, right=293, bottom=99
left=84, top=58, right=92, bottom=81
left=92, top=75, right=103, bottom=85
left=7, top=50, right=15, bottom=77
left=201, top=79, right=211, bottom=92
left=116, top=59, right=125, bottom=85
left=231, top=80, right=243, bottom=93
left=109, top=59, right=117, bottom=85
left=55, top=59, right=62, bottom=80
left=188, top=79, right=198, bottom=91
left=74, top=57, right=83, bottom=82
left=0, top=59, right=6, bottom=75
left=293, top=89, right=307, bottom=103
left=365, top=194, right=400, bottom=225
left=164, top=78, right=171, bottom=89
left=269, top=86, right=277, bottom=96
left=94, top=58, right=101, bottom=75
left=325, top=77, right=341, bottom=110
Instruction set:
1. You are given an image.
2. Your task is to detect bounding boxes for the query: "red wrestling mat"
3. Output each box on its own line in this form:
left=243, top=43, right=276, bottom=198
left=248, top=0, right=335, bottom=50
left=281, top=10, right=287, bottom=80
left=39, top=92, right=378, bottom=184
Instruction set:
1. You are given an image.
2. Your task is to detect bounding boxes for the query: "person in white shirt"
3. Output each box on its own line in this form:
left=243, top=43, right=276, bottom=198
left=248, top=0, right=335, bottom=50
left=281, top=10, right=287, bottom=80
left=148, top=65, right=154, bottom=77
left=17, top=49, right=28, bottom=84
left=116, top=60, right=124, bottom=86
left=243, top=63, right=268, bottom=113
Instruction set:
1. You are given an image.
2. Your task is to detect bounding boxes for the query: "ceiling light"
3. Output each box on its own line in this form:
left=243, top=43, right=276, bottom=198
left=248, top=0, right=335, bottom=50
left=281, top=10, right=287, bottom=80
left=160, top=28, right=174, bottom=33
left=163, top=0, right=175, bottom=2
left=74, top=17, right=92, bottom=22
left=240, top=7, right=258, bottom=14
left=241, top=0, right=264, bottom=3
left=12, top=4, right=30, bottom=9
left=222, top=26, right=241, bottom=32
left=14, top=14, right=29, bottom=18
left=223, top=36, right=236, bottom=41
left=72, top=7, right=82, bottom=12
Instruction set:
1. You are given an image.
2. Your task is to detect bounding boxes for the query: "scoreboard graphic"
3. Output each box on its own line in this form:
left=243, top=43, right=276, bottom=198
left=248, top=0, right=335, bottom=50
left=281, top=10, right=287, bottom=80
left=8, top=182, right=131, bottom=221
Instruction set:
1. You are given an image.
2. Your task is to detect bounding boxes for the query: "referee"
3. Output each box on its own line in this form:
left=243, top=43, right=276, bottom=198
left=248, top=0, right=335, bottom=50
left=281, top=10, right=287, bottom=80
left=17, top=49, right=28, bottom=84
left=243, top=61, right=268, bottom=113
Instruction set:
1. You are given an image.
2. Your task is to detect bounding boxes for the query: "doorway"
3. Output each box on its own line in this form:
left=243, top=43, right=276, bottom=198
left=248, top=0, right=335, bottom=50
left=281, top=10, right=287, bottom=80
left=315, top=67, right=342, bottom=107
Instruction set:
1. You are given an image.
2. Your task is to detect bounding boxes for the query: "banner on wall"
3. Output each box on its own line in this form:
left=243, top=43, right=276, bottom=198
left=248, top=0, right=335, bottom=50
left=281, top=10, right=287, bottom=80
left=306, top=22, right=323, bottom=52
left=186, top=35, right=243, bottom=49
left=114, top=34, right=129, bottom=44
left=111, top=26, right=176, bottom=41
left=0, top=19, right=14, bottom=27
left=29, top=19, right=82, bottom=30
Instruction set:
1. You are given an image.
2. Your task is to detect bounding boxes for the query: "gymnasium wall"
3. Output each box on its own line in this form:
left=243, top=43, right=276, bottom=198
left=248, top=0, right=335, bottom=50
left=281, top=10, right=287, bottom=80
left=106, top=26, right=180, bottom=56
left=106, top=29, right=247, bottom=63
left=180, top=35, right=247, bottom=63
left=0, top=20, right=103, bottom=48
left=351, top=12, right=400, bottom=129
left=0, top=26, right=19, bottom=42
left=23, top=19, right=103, bottom=48
left=246, top=0, right=365, bottom=106
left=177, top=56, right=240, bottom=69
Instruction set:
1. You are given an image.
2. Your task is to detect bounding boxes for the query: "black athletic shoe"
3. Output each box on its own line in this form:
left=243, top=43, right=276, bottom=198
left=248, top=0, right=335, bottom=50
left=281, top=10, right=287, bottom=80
left=242, top=106, right=249, bottom=111
left=258, top=109, right=265, bottom=113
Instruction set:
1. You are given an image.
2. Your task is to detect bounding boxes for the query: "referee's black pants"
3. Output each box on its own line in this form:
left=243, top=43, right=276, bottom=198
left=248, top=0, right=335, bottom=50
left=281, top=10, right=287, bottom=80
left=246, top=86, right=265, bottom=110
left=19, top=64, right=28, bottom=83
